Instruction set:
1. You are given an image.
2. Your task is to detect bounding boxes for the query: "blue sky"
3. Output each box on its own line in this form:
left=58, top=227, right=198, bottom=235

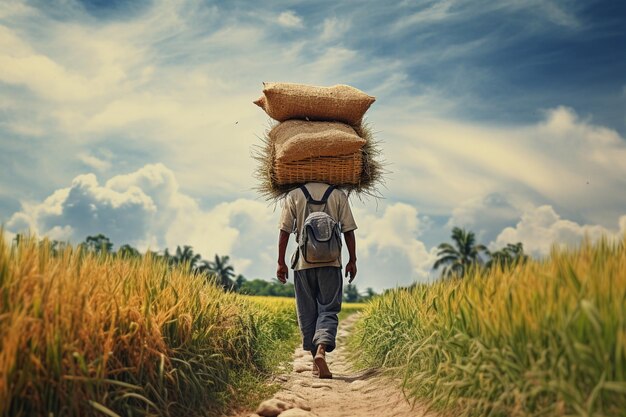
left=1, top=0, right=625, bottom=291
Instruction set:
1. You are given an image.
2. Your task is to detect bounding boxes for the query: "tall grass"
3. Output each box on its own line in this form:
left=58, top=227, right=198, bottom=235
left=0, top=233, right=298, bottom=417
left=351, top=236, right=626, bottom=416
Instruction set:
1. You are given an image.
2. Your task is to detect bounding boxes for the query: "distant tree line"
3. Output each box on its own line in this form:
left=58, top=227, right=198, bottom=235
left=15, top=233, right=376, bottom=301
left=433, top=227, right=528, bottom=279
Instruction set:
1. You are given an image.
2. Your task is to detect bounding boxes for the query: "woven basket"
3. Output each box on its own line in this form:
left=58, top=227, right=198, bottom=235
left=273, top=152, right=363, bottom=186
left=253, top=121, right=385, bottom=201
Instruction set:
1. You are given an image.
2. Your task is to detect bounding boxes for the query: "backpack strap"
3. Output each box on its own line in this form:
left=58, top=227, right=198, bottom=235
left=299, top=185, right=313, bottom=202
left=299, top=185, right=336, bottom=205
left=321, top=185, right=336, bottom=202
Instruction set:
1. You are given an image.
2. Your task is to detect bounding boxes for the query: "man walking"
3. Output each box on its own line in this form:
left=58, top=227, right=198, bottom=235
left=277, top=182, right=358, bottom=379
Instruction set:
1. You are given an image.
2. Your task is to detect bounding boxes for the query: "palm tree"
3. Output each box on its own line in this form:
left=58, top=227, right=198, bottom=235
left=505, top=242, right=528, bottom=264
left=118, top=244, right=141, bottom=258
left=44, top=239, right=67, bottom=256
left=485, top=248, right=512, bottom=270
left=196, top=259, right=217, bottom=284
left=343, top=283, right=360, bottom=302
left=363, top=287, right=376, bottom=301
left=433, top=227, right=487, bottom=278
left=234, top=274, right=246, bottom=291
left=486, top=242, right=527, bottom=270
left=208, top=254, right=236, bottom=289
left=13, top=233, right=25, bottom=247
left=84, top=234, right=113, bottom=255
left=173, top=245, right=201, bottom=271
left=160, top=248, right=174, bottom=266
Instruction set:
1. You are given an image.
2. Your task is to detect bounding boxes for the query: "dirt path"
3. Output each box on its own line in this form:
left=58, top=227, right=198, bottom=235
left=240, top=313, right=439, bottom=417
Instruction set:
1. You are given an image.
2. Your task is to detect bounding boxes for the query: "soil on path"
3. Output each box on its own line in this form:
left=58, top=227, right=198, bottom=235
left=238, top=313, right=440, bottom=417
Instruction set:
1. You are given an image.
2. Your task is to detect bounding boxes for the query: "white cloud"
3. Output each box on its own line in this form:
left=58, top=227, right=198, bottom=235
left=2, top=120, right=45, bottom=137
left=78, top=153, right=111, bottom=171
left=164, top=198, right=277, bottom=276
left=352, top=202, right=438, bottom=288
left=382, top=106, right=626, bottom=228
left=0, top=24, right=136, bottom=102
left=7, top=171, right=157, bottom=245
left=319, top=17, right=350, bottom=41
left=446, top=192, right=526, bottom=243
left=530, top=1, right=581, bottom=29
left=5, top=164, right=276, bottom=274
left=393, top=0, right=455, bottom=31
left=46, top=225, right=74, bottom=241
left=277, top=11, right=303, bottom=28
left=393, top=0, right=581, bottom=33
left=0, top=1, right=33, bottom=19
left=495, top=205, right=626, bottom=256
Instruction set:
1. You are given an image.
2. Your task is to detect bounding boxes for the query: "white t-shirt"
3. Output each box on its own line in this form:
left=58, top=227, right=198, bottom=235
left=279, top=182, right=357, bottom=271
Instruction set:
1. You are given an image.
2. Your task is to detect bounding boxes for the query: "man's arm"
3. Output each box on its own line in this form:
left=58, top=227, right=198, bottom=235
left=277, top=229, right=290, bottom=283
left=344, top=230, right=357, bottom=283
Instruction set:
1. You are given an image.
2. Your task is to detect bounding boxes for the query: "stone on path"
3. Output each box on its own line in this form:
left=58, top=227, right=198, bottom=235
left=278, top=408, right=318, bottom=417
left=274, top=393, right=311, bottom=411
left=290, top=379, right=311, bottom=388
left=311, top=382, right=332, bottom=389
left=255, top=399, right=293, bottom=417
left=349, top=380, right=367, bottom=391
left=294, top=349, right=310, bottom=358
left=293, top=362, right=311, bottom=372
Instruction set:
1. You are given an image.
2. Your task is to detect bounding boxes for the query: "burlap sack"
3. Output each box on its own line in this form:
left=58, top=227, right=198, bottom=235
left=270, top=120, right=366, bottom=163
left=254, top=82, right=375, bottom=125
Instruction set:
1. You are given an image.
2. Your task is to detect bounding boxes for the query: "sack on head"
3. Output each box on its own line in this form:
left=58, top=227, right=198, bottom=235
left=254, top=82, right=375, bottom=126
left=270, top=120, right=366, bottom=163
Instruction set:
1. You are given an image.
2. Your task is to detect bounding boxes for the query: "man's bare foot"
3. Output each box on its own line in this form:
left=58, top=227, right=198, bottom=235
left=312, top=362, right=319, bottom=376
left=314, top=344, right=332, bottom=379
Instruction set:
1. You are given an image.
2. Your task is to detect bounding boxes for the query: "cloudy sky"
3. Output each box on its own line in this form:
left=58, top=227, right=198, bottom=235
left=1, top=0, right=625, bottom=291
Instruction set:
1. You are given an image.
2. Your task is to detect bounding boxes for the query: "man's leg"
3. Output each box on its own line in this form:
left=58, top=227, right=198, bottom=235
left=312, top=266, right=343, bottom=353
left=293, top=269, right=318, bottom=354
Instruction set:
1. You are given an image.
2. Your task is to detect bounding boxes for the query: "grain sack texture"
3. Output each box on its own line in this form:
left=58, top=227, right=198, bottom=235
left=271, top=120, right=366, bottom=163
left=254, top=82, right=375, bottom=125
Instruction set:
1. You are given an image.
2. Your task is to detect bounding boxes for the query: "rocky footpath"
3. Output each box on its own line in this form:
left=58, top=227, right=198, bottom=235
left=236, top=314, right=438, bottom=417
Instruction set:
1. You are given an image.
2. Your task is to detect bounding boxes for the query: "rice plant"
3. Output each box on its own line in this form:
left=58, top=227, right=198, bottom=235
left=0, top=232, right=298, bottom=417
left=351, top=235, right=626, bottom=416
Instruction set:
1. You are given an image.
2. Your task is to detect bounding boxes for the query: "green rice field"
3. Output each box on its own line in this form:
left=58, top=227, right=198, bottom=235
left=351, top=235, right=626, bottom=416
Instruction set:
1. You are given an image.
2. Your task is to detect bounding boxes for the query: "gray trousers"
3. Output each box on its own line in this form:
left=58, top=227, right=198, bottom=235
left=294, top=266, right=343, bottom=354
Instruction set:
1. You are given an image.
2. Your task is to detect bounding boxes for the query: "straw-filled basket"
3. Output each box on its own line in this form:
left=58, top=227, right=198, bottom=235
left=253, top=122, right=386, bottom=201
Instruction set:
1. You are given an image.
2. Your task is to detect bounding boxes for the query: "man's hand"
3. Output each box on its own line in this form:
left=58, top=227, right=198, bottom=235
left=277, top=230, right=290, bottom=284
left=345, top=260, right=357, bottom=283
left=277, top=262, right=288, bottom=284
left=343, top=231, right=357, bottom=283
